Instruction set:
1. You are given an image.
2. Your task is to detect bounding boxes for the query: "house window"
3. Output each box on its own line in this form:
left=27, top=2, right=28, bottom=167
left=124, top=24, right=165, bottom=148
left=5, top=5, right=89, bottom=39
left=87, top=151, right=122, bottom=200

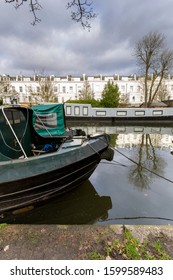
left=54, top=86, right=58, bottom=92
left=28, top=86, right=32, bottom=93
left=69, top=86, right=73, bottom=93
left=62, top=86, right=66, bottom=93
left=121, top=85, right=125, bottom=92
left=78, top=86, right=82, bottom=92
left=95, top=85, right=100, bottom=91
left=19, top=86, right=23, bottom=92
left=130, top=86, right=133, bottom=92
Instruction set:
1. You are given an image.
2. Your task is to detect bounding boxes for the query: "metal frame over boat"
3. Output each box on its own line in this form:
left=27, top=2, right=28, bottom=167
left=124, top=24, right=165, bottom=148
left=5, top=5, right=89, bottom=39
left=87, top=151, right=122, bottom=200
left=0, top=104, right=114, bottom=215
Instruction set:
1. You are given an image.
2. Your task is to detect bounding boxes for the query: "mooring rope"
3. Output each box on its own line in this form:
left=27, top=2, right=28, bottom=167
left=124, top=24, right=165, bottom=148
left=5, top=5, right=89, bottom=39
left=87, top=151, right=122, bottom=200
left=99, top=216, right=173, bottom=223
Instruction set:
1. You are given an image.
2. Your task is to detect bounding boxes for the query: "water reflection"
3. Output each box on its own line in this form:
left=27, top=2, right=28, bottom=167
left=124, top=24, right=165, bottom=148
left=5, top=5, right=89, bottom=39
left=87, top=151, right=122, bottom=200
left=127, top=134, right=166, bottom=190
left=84, top=125, right=173, bottom=225
left=79, top=125, right=172, bottom=190
left=1, top=180, right=112, bottom=224
left=77, top=125, right=172, bottom=189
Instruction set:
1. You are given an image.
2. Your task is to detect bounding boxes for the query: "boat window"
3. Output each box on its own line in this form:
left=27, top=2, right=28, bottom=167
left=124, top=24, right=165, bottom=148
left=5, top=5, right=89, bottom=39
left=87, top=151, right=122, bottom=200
left=116, top=111, right=127, bottom=116
left=66, top=106, right=71, bottom=115
left=152, top=110, right=163, bottom=115
left=134, top=127, right=144, bottom=132
left=4, top=110, right=22, bottom=125
left=116, top=127, right=126, bottom=132
left=74, top=106, right=80, bottom=115
left=96, top=111, right=106, bottom=116
left=13, top=111, right=22, bottom=123
left=83, top=106, right=88, bottom=116
left=135, top=111, right=145, bottom=116
left=151, top=127, right=161, bottom=133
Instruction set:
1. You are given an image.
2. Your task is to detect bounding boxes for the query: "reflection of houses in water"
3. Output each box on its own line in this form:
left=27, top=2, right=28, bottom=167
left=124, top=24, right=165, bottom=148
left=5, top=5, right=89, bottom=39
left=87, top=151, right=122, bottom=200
left=116, top=133, right=173, bottom=149
left=74, top=126, right=173, bottom=149
left=160, top=134, right=173, bottom=149
left=116, top=132, right=173, bottom=149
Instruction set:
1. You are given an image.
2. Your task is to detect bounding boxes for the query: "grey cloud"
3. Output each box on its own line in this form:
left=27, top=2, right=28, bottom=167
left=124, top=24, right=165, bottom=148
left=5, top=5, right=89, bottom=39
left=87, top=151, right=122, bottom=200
left=1, top=0, right=173, bottom=76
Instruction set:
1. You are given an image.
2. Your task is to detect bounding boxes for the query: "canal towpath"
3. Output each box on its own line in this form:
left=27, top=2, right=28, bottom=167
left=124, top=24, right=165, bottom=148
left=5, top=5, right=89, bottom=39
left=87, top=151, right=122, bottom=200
left=0, top=224, right=173, bottom=260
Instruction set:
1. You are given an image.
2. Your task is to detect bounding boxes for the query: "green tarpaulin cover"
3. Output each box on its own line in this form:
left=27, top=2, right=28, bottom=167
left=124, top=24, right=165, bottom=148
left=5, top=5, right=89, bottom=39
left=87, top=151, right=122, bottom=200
left=32, top=104, right=65, bottom=136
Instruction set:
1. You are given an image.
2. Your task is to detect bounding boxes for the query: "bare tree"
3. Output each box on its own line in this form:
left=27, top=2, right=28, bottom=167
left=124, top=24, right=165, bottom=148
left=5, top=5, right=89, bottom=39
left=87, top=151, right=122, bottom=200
left=79, top=80, right=94, bottom=99
left=5, top=0, right=96, bottom=29
left=157, top=80, right=170, bottom=101
left=134, top=32, right=173, bottom=107
left=0, top=75, right=10, bottom=101
left=24, top=74, right=57, bottom=103
left=0, top=75, right=19, bottom=104
left=0, top=76, right=7, bottom=95
left=37, top=75, right=57, bottom=103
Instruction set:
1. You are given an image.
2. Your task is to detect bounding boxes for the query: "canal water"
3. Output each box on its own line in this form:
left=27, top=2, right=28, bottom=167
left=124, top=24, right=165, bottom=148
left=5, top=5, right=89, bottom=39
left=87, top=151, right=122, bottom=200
left=4, top=125, right=173, bottom=225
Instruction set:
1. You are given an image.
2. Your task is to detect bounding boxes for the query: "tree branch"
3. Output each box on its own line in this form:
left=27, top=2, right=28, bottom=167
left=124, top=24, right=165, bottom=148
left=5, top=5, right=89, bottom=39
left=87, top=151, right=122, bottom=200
left=66, top=0, right=97, bottom=30
left=5, top=0, right=42, bottom=25
left=5, top=0, right=96, bottom=29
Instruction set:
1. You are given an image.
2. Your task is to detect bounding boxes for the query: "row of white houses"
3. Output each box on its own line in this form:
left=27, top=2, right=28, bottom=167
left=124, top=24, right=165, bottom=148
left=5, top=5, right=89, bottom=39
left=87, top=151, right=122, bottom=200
left=1, top=73, right=173, bottom=105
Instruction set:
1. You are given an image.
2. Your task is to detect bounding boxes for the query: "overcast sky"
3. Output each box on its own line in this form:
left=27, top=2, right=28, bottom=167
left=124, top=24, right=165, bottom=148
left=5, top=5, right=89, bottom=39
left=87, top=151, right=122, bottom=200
left=1, top=0, right=173, bottom=77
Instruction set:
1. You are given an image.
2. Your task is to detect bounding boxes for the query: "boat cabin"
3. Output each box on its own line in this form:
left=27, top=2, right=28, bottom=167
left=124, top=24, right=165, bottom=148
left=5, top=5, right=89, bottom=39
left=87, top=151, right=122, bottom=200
left=0, top=104, right=67, bottom=161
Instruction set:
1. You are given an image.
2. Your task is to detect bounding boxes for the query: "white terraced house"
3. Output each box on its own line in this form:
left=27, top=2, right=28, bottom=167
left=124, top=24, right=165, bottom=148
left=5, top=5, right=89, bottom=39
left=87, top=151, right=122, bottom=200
left=1, top=73, right=173, bottom=106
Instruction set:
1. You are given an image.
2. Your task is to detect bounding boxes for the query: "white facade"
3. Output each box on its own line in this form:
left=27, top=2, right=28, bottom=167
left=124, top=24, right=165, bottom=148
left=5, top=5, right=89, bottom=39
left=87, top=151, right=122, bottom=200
left=1, top=74, right=173, bottom=105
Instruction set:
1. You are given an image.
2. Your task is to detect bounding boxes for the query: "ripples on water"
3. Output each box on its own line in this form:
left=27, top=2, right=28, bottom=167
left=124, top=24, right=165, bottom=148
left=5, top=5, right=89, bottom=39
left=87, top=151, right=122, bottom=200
left=3, top=125, right=173, bottom=225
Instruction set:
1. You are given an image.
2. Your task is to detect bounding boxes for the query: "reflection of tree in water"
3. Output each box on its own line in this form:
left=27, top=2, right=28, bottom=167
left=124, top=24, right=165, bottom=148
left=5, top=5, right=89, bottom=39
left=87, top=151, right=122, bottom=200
left=110, top=134, right=118, bottom=147
left=129, top=134, right=166, bottom=190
